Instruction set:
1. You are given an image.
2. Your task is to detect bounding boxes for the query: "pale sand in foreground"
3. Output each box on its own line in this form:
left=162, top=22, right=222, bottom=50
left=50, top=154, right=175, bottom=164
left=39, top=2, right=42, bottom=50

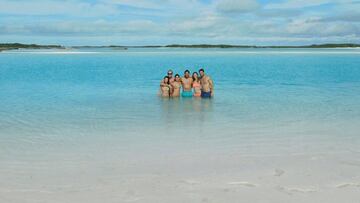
left=1, top=148, right=360, bottom=203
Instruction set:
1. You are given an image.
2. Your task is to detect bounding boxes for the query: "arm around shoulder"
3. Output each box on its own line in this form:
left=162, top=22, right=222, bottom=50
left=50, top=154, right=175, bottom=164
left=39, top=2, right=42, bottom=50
left=160, top=80, right=166, bottom=87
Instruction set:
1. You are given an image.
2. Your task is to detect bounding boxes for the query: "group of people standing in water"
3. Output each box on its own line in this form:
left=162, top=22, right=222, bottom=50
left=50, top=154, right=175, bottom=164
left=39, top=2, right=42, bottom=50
left=160, top=68, right=214, bottom=98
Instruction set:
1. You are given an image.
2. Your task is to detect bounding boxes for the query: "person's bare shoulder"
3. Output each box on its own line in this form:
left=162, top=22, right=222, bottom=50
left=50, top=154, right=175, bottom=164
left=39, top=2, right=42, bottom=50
left=206, top=75, right=212, bottom=81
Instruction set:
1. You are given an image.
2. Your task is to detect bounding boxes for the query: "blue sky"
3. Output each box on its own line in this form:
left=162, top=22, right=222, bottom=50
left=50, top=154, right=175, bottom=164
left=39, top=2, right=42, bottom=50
left=0, top=0, right=359, bottom=45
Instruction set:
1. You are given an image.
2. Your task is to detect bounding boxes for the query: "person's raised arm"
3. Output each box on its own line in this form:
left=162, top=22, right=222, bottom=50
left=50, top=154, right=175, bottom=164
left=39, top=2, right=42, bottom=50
left=160, top=79, right=166, bottom=87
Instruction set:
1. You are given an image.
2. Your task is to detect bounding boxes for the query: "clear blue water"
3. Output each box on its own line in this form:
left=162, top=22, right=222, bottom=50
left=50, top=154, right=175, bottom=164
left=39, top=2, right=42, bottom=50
left=1, top=48, right=360, bottom=157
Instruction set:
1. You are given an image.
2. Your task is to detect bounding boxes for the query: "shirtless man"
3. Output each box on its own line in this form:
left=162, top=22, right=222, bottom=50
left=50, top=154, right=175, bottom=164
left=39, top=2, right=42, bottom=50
left=181, top=70, right=193, bottom=97
left=160, top=69, right=175, bottom=94
left=171, top=74, right=182, bottom=97
left=199, top=68, right=214, bottom=98
left=167, top=69, right=175, bottom=83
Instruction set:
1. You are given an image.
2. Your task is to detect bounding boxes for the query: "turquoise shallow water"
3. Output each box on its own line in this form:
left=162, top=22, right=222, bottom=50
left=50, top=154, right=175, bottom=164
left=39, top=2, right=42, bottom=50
left=1, top=48, right=360, bottom=157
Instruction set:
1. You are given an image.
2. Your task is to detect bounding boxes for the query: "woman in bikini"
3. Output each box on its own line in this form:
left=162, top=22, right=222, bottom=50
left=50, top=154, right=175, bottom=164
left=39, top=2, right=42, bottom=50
left=192, top=72, right=201, bottom=97
left=171, top=74, right=182, bottom=97
left=160, top=76, right=172, bottom=97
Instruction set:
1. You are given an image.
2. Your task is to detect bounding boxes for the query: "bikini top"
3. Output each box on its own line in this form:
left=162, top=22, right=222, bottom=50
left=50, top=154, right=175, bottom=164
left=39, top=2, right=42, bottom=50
left=193, top=81, right=201, bottom=88
left=172, top=82, right=181, bottom=88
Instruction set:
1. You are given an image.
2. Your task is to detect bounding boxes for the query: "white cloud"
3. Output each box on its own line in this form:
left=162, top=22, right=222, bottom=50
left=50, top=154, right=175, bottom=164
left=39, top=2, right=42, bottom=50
left=265, top=0, right=353, bottom=9
left=0, top=0, right=118, bottom=16
left=170, top=14, right=224, bottom=36
left=0, top=0, right=359, bottom=45
left=286, top=18, right=360, bottom=37
left=103, top=0, right=203, bottom=11
left=0, top=20, right=162, bottom=36
left=102, top=0, right=162, bottom=9
left=216, top=0, right=260, bottom=13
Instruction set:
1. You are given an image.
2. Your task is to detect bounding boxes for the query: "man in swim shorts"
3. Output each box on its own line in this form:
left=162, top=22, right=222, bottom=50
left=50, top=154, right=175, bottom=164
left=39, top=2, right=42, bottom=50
left=199, top=68, right=214, bottom=98
left=181, top=69, right=193, bottom=97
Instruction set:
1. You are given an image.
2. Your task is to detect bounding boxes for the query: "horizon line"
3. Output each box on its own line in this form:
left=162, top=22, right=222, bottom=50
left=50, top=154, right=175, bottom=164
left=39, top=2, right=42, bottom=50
left=2, top=42, right=360, bottom=48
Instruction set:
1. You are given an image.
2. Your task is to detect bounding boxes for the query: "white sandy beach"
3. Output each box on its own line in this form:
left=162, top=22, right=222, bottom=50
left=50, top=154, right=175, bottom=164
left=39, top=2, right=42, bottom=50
left=1, top=146, right=360, bottom=203
left=1, top=118, right=360, bottom=203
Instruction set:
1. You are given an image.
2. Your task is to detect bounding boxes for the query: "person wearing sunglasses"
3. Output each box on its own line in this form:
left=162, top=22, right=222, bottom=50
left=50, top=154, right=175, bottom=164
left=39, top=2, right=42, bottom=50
left=160, top=69, right=175, bottom=95
left=166, top=69, right=175, bottom=83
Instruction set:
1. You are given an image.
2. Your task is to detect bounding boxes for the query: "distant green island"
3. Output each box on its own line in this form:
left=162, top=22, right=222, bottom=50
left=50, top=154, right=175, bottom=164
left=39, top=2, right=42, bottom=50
left=1, top=43, right=360, bottom=52
left=71, top=45, right=128, bottom=49
left=0, top=43, right=64, bottom=51
left=164, top=44, right=360, bottom=48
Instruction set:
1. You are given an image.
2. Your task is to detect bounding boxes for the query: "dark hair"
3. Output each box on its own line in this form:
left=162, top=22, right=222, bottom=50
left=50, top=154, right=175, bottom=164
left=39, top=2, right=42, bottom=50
left=199, top=68, right=204, bottom=73
left=163, top=76, right=170, bottom=84
left=192, top=72, right=199, bottom=82
left=175, top=74, right=180, bottom=78
left=184, top=69, right=190, bottom=74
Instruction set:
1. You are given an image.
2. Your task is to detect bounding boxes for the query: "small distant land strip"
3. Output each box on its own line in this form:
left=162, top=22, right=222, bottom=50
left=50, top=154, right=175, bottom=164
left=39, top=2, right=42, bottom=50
left=0, top=43, right=64, bottom=51
left=1, top=43, right=360, bottom=52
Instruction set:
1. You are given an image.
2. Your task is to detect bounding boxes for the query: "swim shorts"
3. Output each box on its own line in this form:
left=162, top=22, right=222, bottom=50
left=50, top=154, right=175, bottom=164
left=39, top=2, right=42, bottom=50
left=201, top=91, right=212, bottom=98
left=182, top=90, right=193, bottom=97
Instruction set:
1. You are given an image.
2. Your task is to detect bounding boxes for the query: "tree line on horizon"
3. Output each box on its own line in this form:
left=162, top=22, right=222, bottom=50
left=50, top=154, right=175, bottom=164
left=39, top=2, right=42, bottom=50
left=1, top=43, right=360, bottom=51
